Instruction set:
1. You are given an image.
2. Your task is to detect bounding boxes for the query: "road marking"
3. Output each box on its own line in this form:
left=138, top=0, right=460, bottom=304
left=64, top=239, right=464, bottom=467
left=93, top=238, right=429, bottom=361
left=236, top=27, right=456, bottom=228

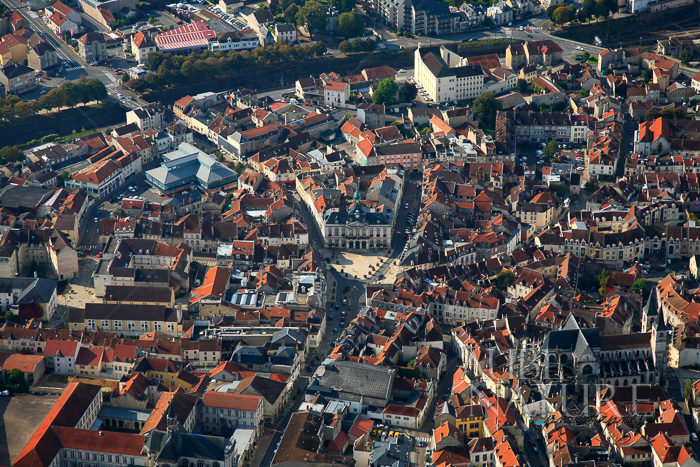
left=64, top=65, right=84, bottom=72
left=387, top=38, right=399, bottom=42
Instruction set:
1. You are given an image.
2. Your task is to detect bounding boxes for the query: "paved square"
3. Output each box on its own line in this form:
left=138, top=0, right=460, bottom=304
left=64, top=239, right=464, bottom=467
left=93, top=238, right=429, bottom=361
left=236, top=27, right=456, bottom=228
left=0, top=393, right=60, bottom=465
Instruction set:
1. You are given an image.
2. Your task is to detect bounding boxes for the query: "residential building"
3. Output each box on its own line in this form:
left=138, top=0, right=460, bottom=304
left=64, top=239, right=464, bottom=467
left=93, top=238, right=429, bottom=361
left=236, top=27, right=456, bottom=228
left=68, top=159, right=123, bottom=198
left=0, top=63, right=36, bottom=96
left=131, top=31, right=156, bottom=65
left=77, top=31, right=106, bottom=62
left=68, top=303, right=185, bottom=336
left=324, top=81, right=350, bottom=108
left=201, top=391, right=264, bottom=437
left=274, top=23, right=297, bottom=43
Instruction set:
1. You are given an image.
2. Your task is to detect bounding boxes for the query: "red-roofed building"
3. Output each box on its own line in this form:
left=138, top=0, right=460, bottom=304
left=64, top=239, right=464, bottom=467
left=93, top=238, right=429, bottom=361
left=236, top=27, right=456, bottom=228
left=130, top=31, right=156, bottom=65
left=2, top=353, right=45, bottom=384
left=324, top=80, right=349, bottom=107
left=13, top=382, right=103, bottom=467
left=155, top=21, right=217, bottom=53
left=46, top=12, right=78, bottom=35
left=68, top=159, right=122, bottom=198
left=190, top=266, right=229, bottom=307
left=44, top=339, right=81, bottom=374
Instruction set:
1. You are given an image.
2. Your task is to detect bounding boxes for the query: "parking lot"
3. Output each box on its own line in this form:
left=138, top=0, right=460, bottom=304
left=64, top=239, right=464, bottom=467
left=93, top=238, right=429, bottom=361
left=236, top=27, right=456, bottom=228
left=0, top=393, right=60, bottom=465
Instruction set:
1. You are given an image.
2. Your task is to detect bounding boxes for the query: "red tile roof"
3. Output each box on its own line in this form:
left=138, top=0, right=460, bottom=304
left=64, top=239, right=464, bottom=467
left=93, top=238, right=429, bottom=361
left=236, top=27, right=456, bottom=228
left=13, top=382, right=101, bottom=467
left=202, top=391, right=262, bottom=411
left=2, top=354, right=43, bottom=373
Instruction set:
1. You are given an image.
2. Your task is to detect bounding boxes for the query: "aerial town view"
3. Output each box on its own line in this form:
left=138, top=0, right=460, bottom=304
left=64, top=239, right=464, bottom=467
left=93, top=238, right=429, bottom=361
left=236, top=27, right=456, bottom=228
left=1, top=0, right=700, bottom=463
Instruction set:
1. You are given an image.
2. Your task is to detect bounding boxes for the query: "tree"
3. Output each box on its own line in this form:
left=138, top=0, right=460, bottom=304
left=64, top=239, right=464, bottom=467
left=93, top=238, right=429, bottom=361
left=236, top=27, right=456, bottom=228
left=630, top=278, right=651, bottom=298
left=581, top=51, right=590, bottom=62
left=546, top=4, right=560, bottom=19
left=45, top=87, right=67, bottom=110
left=680, top=47, right=693, bottom=65
left=472, top=92, right=501, bottom=132
left=542, top=141, right=559, bottom=160
left=296, top=1, right=327, bottom=39
left=581, top=0, right=595, bottom=19
left=597, top=269, right=610, bottom=299
left=122, top=73, right=130, bottom=84
left=331, top=0, right=355, bottom=12
left=686, top=381, right=693, bottom=403
left=495, top=270, right=516, bottom=290
left=7, top=368, right=23, bottom=386
left=62, top=81, right=81, bottom=107
left=4, top=310, right=13, bottom=322
left=578, top=89, right=588, bottom=98
left=584, top=178, right=599, bottom=192
left=284, top=3, right=300, bottom=23
left=398, top=82, right=417, bottom=103
left=234, top=162, right=247, bottom=175
left=18, top=302, right=43, bottom=320
left=372, top=78, right=398, bottom=105
left=552, top=5, right=572, bottom=24
left=516, top=78, right=528, bottom=94
left=0, top=146, right=23, bottom=163
left=337, top=11, right=363, bottom=38
left=641, top=68, right=653, bottom=83
left=59, top=170, right=70, bottom=181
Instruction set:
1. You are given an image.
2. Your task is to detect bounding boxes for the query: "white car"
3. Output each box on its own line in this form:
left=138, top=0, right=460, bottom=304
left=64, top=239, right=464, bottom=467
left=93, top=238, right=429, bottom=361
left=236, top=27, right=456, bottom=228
left=576, top=46, right=584, bottom=51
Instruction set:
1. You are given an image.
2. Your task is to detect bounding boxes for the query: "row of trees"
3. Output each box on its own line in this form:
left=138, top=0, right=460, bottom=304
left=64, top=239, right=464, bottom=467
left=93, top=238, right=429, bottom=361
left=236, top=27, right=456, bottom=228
left=643, top=107, right=686, bottom=122
left=278, top=0, right=355, bottom=16
left=0, top=77, right=106, bottom=122
left=338, top=37, right=377, bottom=53
left=282, top=2, right=364, bottom=39
left=546, top=0, right=617, bottom=25
left=130, top=41, right=327, bottom=93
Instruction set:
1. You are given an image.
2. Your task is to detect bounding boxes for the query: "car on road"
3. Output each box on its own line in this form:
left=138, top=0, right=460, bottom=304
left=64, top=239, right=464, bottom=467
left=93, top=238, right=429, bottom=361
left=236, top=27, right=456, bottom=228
left=328, top=314, right=333, bottom=320
left=377, top=274, right=384, bottom=280
left=405, top=203, right=409, bottom=208
left=115, top=70, right=123, bottom=75
left=0, top=390, right=9, bottom=396
left=96, top=252, right=103, bottom=258
left=692, top=433, right=698, bottom=442
left=333, top=328, right=338, bottom=333
left=575, top=46, right=584, bottom=51
left=527, top=34, right=533, bottom=38
left=83, top=248, right=91, bottom=254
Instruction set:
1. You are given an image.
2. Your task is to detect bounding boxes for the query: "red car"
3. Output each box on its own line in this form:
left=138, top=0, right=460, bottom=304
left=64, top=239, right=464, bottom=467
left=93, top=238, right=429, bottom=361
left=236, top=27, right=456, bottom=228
left=115, top=71, right=123, bottom=76
left=83, top=248, right=91, bottom=254
left=96, top=252, right=103, bottom=258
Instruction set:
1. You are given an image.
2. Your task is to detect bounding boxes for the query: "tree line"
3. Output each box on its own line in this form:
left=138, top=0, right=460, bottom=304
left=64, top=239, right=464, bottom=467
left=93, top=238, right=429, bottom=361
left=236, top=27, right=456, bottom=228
left=0, top=77, right=107, bottom=122
left=546, top=0, right=617, bottom=25
left=128, top=41, right=327, bottom=93
left=338, top=37, right=377, bottom=53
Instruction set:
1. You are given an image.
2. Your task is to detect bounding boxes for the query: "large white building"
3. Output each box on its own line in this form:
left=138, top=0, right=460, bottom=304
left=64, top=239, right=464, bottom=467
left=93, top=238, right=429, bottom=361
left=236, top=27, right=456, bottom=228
left=414, top=46, right=484, bottom=104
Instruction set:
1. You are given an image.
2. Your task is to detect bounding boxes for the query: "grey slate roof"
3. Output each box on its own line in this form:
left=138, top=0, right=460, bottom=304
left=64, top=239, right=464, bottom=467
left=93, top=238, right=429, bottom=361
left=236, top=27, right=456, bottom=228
left=0, top=184, right=52, bottom=209
left=310, top=360, right=395, bottom=405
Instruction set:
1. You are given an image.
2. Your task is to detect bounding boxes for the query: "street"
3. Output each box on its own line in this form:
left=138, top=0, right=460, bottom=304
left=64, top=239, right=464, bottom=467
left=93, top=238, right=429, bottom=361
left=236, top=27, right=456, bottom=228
left=1, top=0, right=143, bottom=108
